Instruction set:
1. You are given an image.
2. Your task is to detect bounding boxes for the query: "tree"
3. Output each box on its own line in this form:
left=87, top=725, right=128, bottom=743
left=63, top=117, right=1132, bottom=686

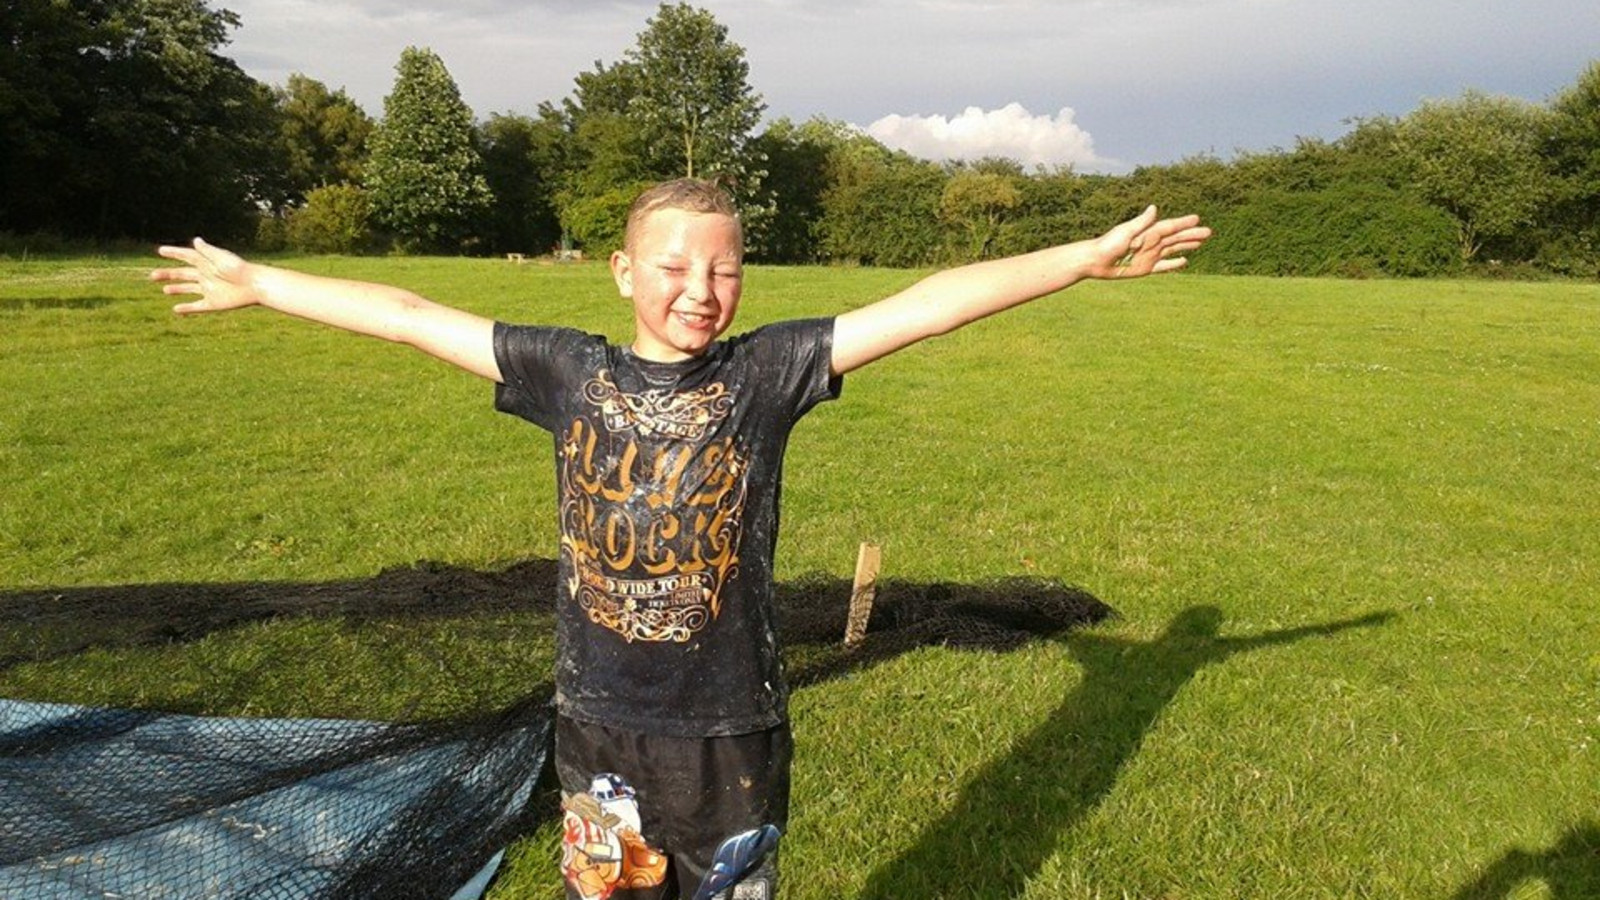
left=286, top=183, right=372, bottom=254
left=0, top=0, right=100, bottom=234
left=1543, top=61, right=1600, bottom=273
left=1107, top=153, right=1265, bottom=230
left=819, top=137, right=948, bottom=267
left=537, top=57, right=649, bottom=253
left=0, top=0, right=284, bottom=241
left=625, top=3, right=765, bottom=182
left=560, top=181, right=651, bottom=255
left=940, top=162, right=1023, bottom=260
left=567, top=57, right=640, bottom=121
left=1395, top=91, right=1555, bottom=262
left=364, top=47, right=494, bottom=253
left=749, top=117, right=841, bottom=263
left=545, top=5, right=768, bottom=255
left=994, top=167, right=1092, bottom=257
left=560, top=63, right=656, bottom=201
left=276, top=73, right=374, bottom=206
left=479, top=111, right=566, bottom=254
left=530, top=56, right=660, bottom=255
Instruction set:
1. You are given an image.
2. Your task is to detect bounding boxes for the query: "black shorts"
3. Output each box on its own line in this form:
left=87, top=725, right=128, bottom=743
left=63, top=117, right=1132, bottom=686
left=554, top=715, right=791, bottom=900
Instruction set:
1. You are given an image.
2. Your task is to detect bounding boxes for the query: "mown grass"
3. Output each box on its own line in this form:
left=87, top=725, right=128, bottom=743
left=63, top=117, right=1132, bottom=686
left=2, top=254, right=1598, bottom=898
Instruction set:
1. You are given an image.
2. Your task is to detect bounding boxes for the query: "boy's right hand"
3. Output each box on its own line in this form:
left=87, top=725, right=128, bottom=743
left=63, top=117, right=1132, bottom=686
left=151, top=238, right=261, bottom=314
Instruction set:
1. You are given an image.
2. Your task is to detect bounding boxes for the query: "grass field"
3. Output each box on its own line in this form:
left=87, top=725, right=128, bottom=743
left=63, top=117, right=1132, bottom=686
left=2, top=254, right=1598, bottom=898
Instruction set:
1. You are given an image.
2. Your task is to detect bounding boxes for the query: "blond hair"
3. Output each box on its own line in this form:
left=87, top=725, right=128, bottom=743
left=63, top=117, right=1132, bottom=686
left=623, top=178, right=741, bottom=252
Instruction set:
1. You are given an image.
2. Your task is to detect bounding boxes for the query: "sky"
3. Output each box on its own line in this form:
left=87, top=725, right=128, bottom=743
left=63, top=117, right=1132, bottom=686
left=221, top=0, right=1599, bottom=174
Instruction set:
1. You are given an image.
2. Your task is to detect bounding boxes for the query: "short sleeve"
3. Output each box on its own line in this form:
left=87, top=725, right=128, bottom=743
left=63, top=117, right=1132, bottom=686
left=741, top=317, right=842, bottom=423
left=492, top=323, right=603, bottom=431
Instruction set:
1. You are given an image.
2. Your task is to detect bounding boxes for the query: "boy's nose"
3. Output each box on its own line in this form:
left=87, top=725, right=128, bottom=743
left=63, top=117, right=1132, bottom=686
left=683, top=270, right=714, bottom=301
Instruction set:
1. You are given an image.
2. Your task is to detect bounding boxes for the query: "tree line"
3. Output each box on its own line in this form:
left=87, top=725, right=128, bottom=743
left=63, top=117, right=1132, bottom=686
left=4, top=1, right=1598, bottom=276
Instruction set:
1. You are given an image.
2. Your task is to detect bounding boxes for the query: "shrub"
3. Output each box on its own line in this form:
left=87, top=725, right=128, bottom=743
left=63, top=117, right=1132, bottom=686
left=559, top=182, right=650, bottom=256
left=0, top=231, right=73, bottom=257
left=992, top=170, right=1097, bottom=257
left=1201, top=183, right=1461, bottom=277
left=818, top=154, right=947, bottom=267
left=287, top=185, right=374, bottom=255
left=1531, top=231, right=1600, bottom=279
left=253, top=214, right=289, bottom=253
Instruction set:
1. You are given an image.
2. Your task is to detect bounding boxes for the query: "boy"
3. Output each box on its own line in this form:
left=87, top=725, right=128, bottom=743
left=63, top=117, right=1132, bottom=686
left=152, top=179, right=1209, bottom=899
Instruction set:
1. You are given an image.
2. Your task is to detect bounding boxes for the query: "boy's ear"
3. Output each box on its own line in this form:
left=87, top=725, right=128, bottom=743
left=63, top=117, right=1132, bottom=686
left=609, top=249, right=634, bottom=298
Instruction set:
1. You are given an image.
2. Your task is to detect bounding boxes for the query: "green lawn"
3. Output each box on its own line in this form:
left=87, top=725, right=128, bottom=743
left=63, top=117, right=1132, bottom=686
left=2, top=254, right=1597, bottom=898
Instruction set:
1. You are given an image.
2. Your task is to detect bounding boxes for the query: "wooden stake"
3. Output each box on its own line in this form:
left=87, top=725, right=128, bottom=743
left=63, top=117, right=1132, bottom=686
left=844, top=541, right=880, bottom=649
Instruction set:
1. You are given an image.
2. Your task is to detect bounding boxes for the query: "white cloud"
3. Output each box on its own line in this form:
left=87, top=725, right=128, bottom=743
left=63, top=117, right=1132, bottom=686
left=864, top=103, right=1110, bottom=170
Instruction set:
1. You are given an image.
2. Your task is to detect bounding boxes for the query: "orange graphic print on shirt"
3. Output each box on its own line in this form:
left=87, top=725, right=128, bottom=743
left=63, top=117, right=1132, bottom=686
left=559, top=370, right=748, bottom=643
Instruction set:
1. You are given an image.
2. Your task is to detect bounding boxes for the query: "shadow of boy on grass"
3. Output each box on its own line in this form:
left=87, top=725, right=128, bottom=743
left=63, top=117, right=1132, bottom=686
left=1451, top=820, right=1600, bottom=900
left=856, top=604, right=1394, bottom=900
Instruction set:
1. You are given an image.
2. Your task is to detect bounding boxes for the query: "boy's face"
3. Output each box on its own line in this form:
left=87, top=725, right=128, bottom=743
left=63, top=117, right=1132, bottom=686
left=610, top=207, right=743, bottom=363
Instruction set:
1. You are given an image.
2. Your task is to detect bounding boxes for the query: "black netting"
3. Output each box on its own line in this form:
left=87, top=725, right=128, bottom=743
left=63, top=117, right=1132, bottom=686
left=0, top=693, right=552, bottom=899
left=1, top=561, right=1109, bottom=898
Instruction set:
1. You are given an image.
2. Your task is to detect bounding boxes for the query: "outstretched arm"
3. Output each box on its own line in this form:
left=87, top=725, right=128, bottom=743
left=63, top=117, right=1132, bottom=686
left=151, top=239, right=502, bottom=382
left=830, top=206, right=1210, bottom=375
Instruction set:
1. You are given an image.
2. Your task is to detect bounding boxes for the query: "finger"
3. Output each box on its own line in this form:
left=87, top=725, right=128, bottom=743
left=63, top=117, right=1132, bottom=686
left=1160, top=224, right=1211, bottom=245
left=1161, top=240, right=1207, bottom=256
left=172, top=299, right=212, bottom=315
left=191, top=237, right=235, bottom=271
left=149, top=267, right=199, bottom=283
left=1118, top=205, right=1159, bottom=241
left=162, top=282, right=204, bottom=296
left=1155, top=214, right=1202, bottom=231
left=1152, top=257, right=1189, bottom=274
left=156, top=245, right=200, bottom=265
left=1146, top=230, right=1209, bottom=257
left=1161, top=225, right=1212, bottom=245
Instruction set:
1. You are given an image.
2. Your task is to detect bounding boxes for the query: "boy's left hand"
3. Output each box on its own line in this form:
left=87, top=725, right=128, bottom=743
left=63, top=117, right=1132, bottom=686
left=1087, top=206, right=1211, bottom=279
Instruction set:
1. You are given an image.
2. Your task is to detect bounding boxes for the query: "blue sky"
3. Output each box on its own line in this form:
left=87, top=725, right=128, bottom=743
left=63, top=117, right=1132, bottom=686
left=222, top=0, right=1599, bottom=173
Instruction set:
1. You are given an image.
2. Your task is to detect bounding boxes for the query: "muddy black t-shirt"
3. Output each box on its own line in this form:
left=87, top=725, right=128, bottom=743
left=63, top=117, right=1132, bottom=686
left=493, top=318, right=841, bottom=737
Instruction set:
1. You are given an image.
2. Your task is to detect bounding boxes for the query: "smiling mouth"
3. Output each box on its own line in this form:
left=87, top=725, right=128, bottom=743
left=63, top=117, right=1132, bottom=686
left=674, top=310, right=716, bottom=330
